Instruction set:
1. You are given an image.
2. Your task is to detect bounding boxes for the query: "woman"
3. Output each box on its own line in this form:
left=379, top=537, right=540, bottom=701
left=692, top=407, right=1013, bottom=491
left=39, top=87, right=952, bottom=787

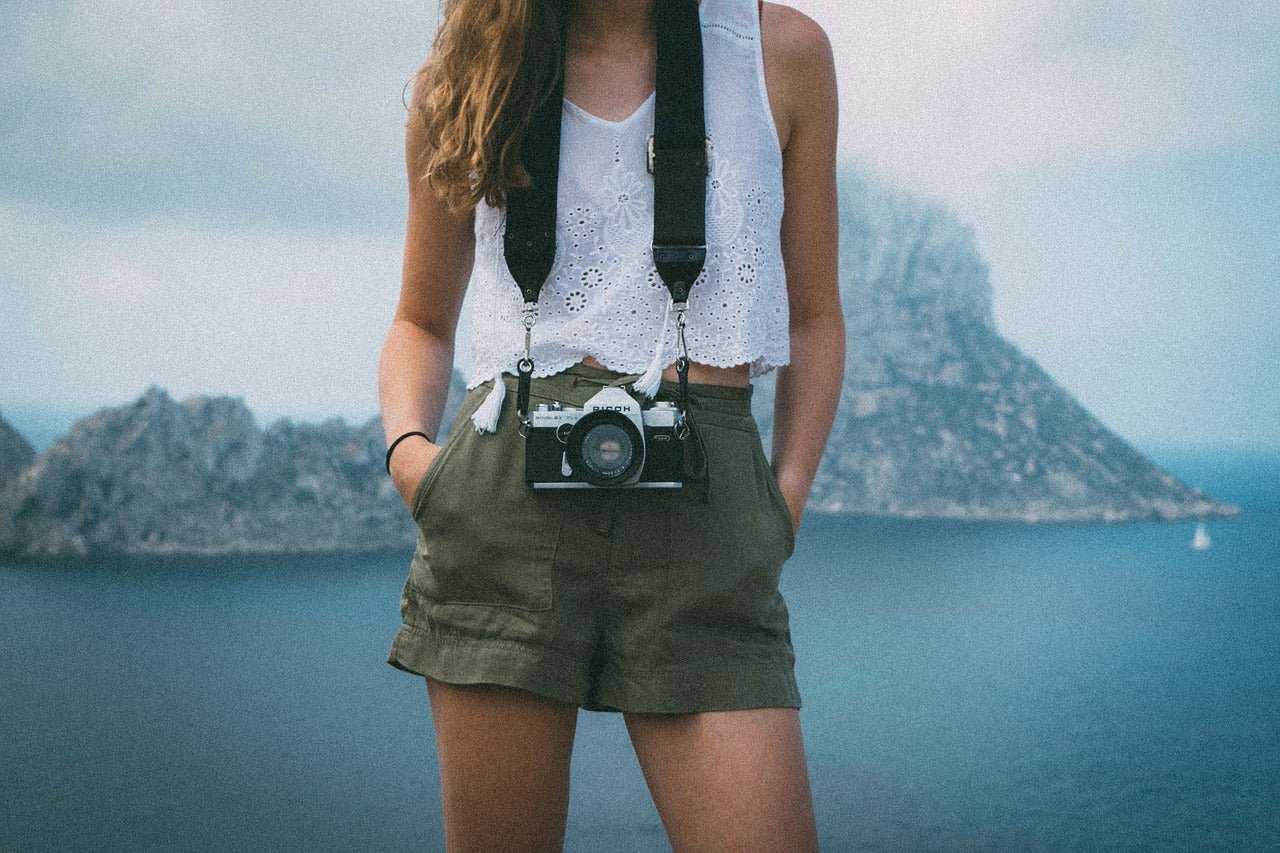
left=379, top=0, right=842, bottom=849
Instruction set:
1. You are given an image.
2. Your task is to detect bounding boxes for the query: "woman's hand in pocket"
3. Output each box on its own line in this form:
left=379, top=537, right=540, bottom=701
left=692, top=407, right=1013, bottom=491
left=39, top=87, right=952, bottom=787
left=390, top=437, right=443, bottom=512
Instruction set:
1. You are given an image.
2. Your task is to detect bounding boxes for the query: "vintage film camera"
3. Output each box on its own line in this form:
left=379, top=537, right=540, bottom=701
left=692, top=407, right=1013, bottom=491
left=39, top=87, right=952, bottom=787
left=525, top=386, right=686, bottom=488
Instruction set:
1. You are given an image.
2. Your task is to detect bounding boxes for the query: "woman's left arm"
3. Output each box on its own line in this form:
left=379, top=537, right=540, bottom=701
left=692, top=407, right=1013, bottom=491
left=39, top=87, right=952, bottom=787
left=768, top=4, right=844, bottom=534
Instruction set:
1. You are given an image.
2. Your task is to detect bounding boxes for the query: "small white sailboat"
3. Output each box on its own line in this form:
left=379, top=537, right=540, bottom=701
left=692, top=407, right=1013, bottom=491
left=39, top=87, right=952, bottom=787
left=1191, top=521, right=1211, bottom=550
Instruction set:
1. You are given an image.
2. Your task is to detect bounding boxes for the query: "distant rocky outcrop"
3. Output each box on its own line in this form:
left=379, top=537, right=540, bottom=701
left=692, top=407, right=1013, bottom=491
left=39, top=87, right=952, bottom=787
left=0, top=412, right=36, bottom=490
left=749, top=168, right=1237, bottom=522
left=0, top=373, right=467, bottom=559
left=0, top=170, right=1238, bottom=558
left=0, top=413, right=38, bottom=549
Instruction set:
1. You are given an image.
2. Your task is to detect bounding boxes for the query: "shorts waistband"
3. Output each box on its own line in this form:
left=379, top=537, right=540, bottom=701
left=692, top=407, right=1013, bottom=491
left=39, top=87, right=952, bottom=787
left=562, top=360, right=754, bottom=398
left=499, top=360, right=756, bottom=417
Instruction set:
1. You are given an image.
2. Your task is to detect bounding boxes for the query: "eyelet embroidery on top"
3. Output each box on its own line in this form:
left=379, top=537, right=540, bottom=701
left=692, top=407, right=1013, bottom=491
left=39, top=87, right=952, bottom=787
left=466, top=0, right=788, bottom=390
left=601, top=139, right=649, bottom=237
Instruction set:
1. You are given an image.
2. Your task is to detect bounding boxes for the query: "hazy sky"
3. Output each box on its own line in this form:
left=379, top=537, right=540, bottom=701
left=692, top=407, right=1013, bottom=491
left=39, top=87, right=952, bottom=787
left=2, top=0, right=1276, bottom=451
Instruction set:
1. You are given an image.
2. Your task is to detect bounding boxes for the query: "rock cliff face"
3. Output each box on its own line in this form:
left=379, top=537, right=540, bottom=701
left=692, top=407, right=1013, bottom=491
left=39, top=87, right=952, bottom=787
left=0, top=414, right=38, bottom=549
left=749, top=169, right=1237, bottom=521
left=0, top=170, right=1238, bottom=558
left=0, top=374, right=467, bottom=559
left=0, top=413, right=36, bottom=491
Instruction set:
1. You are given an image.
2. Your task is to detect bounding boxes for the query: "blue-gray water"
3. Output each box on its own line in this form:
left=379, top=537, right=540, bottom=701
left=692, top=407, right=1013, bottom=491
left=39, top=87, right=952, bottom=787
left=3, top=446, right=1277, bottom=852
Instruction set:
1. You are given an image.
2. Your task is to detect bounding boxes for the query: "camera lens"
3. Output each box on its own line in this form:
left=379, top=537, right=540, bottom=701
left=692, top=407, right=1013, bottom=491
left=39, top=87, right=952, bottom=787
left=582, top=423, right=633, bottom=476
left=567, top=410, right=644, bottom=486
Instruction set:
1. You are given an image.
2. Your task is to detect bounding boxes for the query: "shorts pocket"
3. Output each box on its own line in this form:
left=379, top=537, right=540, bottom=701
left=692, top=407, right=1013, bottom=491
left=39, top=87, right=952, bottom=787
left=665, top=419, right=792, bottom=642
left=409, top=388, right=487, bottom=524
left=409, top=386, right=567, bottom=612
left=753, top=438, right=796, bottom=560
left=409, top=431, right=462, bottom=523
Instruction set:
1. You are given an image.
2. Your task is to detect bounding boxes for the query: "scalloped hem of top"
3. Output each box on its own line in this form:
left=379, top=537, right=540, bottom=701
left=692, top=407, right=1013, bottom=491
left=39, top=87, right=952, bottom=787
left=464, top=353, right=788, bottom=392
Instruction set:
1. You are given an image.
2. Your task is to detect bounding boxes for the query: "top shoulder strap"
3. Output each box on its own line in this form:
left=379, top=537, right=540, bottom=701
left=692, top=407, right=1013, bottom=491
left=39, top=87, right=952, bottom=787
left=650, top=0, right=709, bottom=306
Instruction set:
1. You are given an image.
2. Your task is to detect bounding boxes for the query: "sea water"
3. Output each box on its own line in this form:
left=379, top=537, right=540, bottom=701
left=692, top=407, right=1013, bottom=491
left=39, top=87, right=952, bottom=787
left=2, top=446, right=1276, bottom=852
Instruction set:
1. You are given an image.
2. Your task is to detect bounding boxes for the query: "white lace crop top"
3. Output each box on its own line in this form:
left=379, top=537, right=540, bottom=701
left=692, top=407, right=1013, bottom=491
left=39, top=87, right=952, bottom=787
left=464, top=0, right=788, bottom=433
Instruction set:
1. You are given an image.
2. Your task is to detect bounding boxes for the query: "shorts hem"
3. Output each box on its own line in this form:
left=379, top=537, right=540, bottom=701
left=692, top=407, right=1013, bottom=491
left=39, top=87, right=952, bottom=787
left=389, top=620, right=803, bottom=714
left=387, top=621, right=589, bottom=708
left=583, top=656, right=803, bottom=714
left=388, top=620, right=802, bottom=714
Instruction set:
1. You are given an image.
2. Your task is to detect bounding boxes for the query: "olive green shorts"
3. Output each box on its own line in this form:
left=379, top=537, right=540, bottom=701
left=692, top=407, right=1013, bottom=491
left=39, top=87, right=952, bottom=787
left=386, top=360, right=800, bottom=713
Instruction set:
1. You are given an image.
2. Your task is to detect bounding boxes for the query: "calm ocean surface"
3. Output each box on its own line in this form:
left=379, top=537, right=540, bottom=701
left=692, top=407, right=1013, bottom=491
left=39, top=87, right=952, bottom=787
left=2, top=446, right=1277, bottom=852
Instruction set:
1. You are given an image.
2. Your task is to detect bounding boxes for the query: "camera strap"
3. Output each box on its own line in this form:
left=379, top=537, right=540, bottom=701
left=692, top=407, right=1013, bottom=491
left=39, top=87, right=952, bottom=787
left=500, top=0, right=709, bottom=437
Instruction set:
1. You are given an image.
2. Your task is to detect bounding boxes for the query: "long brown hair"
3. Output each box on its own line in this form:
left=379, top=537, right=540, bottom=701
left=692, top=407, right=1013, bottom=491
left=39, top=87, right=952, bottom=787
left=405, top=0, right=569, bottom=217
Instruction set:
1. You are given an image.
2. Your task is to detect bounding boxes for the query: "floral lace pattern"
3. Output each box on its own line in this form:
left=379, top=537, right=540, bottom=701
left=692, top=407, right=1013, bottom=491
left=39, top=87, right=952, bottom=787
left=466, top=0, right=788, bottom=389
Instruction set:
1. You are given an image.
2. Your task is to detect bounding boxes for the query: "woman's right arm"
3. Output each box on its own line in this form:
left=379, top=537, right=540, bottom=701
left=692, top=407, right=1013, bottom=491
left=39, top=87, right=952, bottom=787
left=379, top=57, right=477, bottom=509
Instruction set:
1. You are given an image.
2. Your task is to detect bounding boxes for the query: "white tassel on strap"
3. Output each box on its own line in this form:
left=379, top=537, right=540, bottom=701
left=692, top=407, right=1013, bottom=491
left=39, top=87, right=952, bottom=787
left=470, top=368, right=506, bottom=434
left=632, top=297, right=673, bottom=399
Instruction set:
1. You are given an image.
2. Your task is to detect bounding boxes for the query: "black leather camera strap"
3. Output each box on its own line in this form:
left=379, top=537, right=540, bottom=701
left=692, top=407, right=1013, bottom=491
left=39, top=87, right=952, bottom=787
left=504, top=0, right=709, bottom=429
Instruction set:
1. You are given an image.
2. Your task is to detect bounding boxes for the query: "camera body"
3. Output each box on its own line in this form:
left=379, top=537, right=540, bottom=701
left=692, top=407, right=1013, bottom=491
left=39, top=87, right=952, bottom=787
left=526, top=385, right=685, bottom=488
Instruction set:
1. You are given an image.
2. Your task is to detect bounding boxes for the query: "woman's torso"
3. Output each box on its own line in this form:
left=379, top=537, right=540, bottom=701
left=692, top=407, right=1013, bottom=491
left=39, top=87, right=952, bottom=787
left=466, top=0, right=790, bottom=393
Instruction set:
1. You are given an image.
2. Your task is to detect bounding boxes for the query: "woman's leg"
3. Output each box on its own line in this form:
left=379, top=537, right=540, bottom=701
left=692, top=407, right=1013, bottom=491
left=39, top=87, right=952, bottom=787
left=426, top=677, right=581, bottom=853
left=623, top=708, right=819, bottom=852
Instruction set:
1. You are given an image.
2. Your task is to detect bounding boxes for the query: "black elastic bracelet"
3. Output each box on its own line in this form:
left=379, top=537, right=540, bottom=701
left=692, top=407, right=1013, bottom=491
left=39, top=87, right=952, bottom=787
left=385, top=430, right=434, bottom=476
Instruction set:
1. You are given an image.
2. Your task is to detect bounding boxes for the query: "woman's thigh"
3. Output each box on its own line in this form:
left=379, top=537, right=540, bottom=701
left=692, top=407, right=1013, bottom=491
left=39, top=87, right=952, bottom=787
left=426, top=677, right=580, bottom=853
left=623, top=708, right=819, bottom=853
